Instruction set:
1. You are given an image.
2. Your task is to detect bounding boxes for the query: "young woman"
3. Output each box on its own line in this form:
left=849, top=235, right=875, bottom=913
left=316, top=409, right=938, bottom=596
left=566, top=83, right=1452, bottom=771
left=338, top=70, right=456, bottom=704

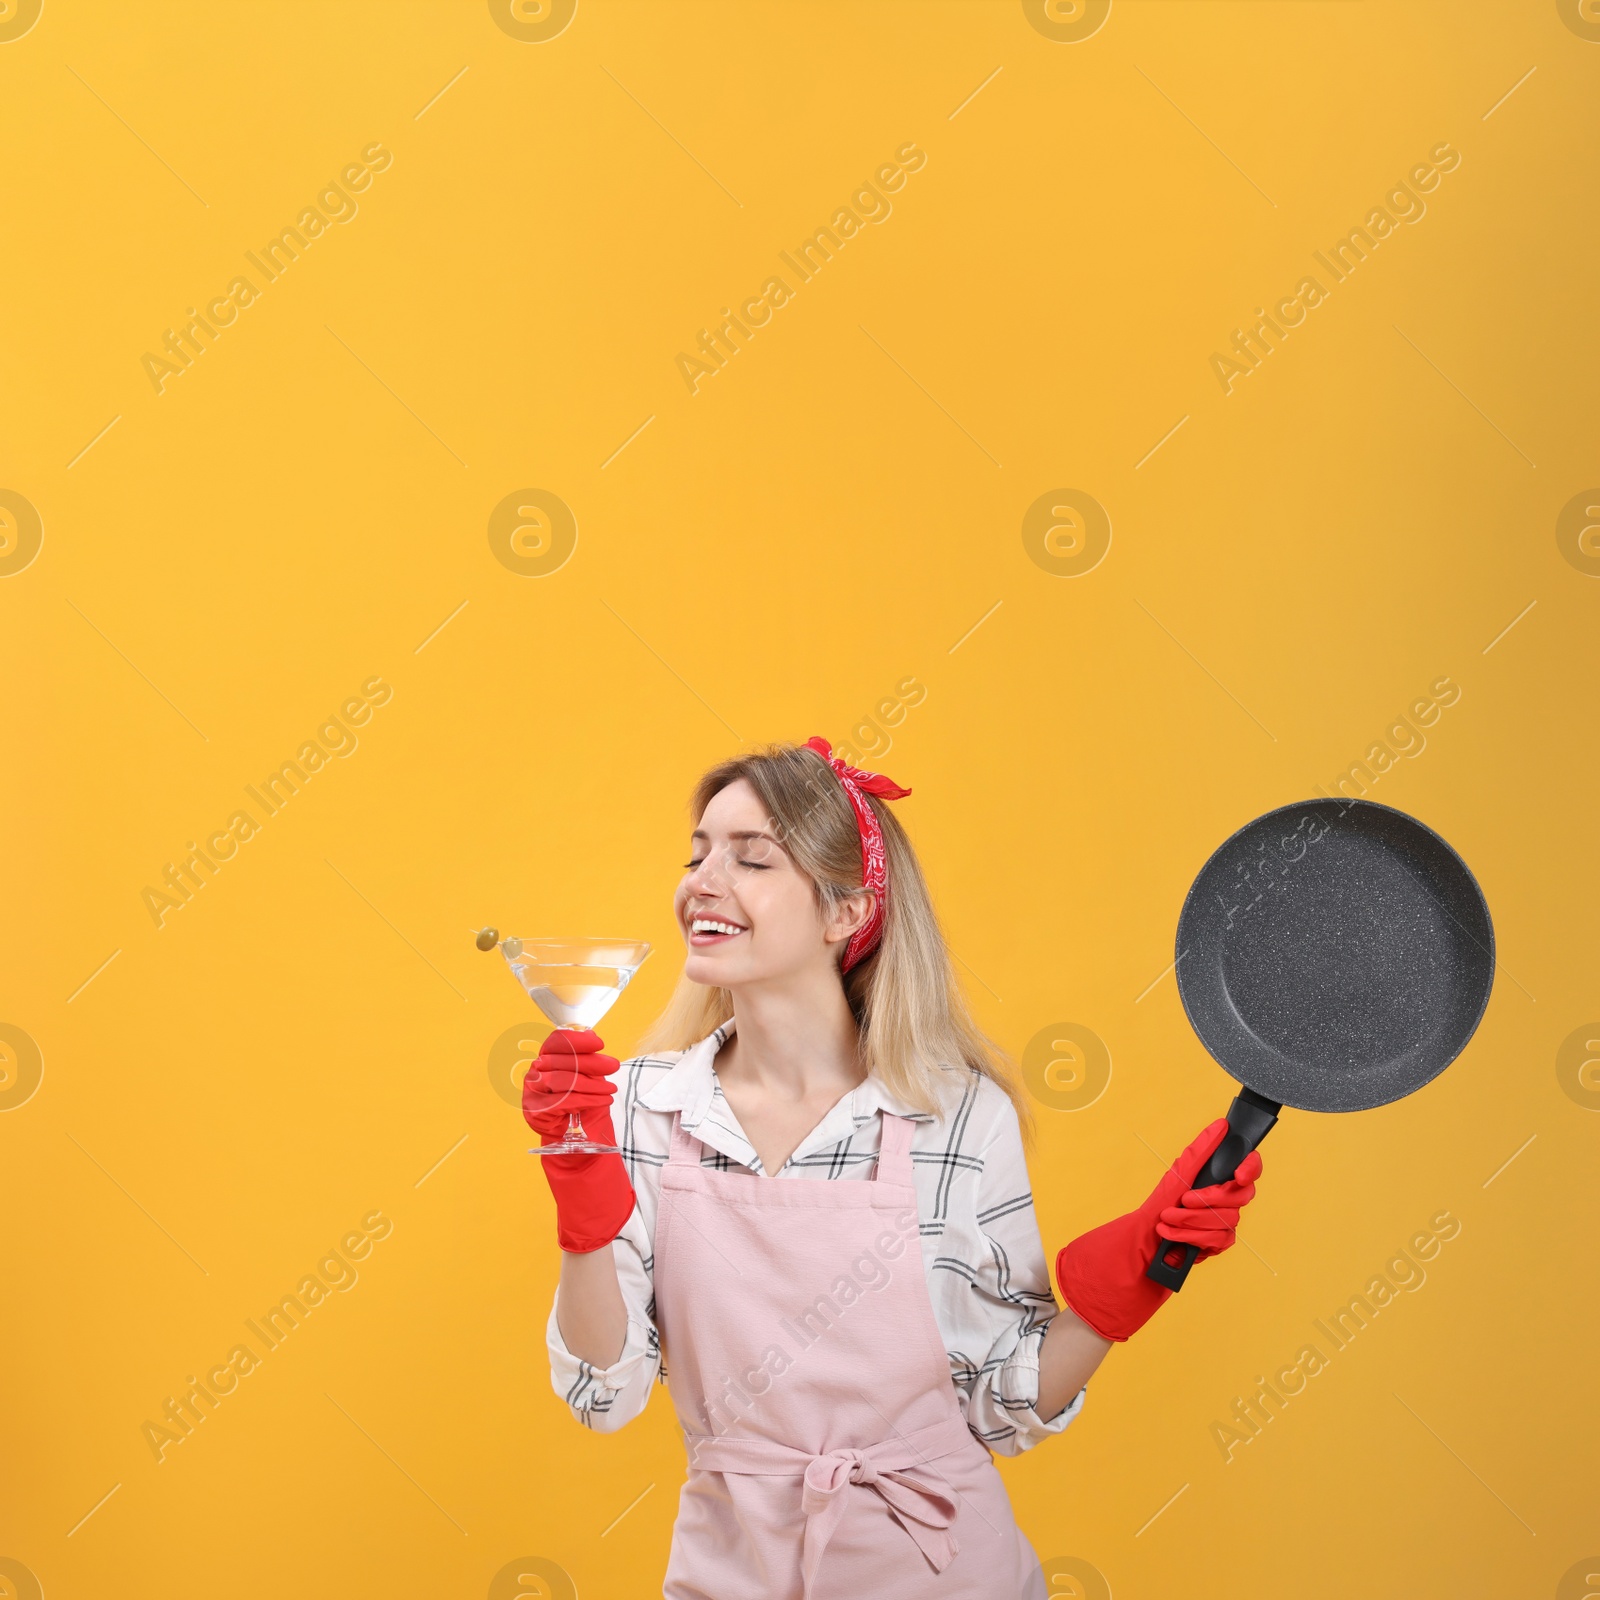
left=525, top=738, right=1263, bottom=1598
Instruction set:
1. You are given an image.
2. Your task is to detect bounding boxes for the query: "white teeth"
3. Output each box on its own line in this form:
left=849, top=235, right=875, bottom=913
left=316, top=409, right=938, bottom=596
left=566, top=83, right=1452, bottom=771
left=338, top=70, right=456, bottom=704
left=691, top=919, right=744, bottom=936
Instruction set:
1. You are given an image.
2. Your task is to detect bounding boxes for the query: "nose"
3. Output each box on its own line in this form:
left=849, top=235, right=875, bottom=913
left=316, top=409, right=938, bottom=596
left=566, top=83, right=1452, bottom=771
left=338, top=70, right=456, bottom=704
left=683, top=844, right=734, bottom=899
left=688, top=857, right=736, bottom=908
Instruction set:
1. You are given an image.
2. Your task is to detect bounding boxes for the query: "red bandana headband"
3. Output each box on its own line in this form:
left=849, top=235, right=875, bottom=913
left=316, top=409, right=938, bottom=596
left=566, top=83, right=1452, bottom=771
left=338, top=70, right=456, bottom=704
left=803, top=736, right=912, bottom=972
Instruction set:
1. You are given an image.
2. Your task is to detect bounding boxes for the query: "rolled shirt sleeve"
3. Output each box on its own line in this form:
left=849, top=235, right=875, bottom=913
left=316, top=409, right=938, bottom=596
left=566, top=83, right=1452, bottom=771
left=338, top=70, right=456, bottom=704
left=544, top=1053, right=667, bottom=1431
left=948, top=1088, right=1087, bottom=1455
left=545, top=1203, right=662, bottom=1430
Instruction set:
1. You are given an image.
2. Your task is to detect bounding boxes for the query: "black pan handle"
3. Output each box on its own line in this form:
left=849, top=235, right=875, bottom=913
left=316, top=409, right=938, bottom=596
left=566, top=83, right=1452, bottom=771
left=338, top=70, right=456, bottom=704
left=1145, top=1087, right=1281, bottom=1291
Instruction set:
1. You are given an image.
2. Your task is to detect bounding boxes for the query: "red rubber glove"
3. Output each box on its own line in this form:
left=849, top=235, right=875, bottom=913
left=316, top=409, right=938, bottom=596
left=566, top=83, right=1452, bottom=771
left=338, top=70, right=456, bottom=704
left=521, top=1029, right=636, bottom=1255
left=1054, top=1119, right=1264, bottom=1342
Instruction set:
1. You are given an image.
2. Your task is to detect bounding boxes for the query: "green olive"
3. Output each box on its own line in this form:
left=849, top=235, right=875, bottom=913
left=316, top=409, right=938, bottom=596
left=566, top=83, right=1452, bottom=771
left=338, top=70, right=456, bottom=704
left=475, top=927, right=499, bottom=951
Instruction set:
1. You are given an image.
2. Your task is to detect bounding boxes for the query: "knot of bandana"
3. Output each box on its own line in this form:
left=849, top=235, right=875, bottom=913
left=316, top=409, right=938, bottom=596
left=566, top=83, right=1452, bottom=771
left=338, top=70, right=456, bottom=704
left=803, top=736, right=912, bottom=972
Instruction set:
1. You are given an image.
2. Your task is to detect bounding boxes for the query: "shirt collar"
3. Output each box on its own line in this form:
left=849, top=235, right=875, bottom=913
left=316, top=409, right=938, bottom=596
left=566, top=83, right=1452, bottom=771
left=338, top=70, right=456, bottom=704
left=637, top=1015, right=935, bottom=1174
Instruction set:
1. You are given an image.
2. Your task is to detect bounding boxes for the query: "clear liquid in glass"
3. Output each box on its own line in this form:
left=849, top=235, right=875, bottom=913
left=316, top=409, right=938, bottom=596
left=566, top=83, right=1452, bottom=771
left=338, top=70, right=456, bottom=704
left=482, top=936, right=651, bottom=1159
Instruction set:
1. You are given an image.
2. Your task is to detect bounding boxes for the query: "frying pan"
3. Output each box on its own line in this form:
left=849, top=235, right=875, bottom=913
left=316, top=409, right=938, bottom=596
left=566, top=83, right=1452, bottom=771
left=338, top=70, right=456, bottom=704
left=1147, top=797, right=1494, bottom=1291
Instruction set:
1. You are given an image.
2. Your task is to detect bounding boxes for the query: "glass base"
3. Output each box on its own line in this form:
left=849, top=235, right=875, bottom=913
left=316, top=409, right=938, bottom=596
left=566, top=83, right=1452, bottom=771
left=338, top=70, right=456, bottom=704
left=529, top=1140, right=620, bottom=1158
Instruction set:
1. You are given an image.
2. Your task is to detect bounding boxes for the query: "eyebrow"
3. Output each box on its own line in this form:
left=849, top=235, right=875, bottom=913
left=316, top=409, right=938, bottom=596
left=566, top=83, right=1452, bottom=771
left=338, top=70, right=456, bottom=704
left=689, top=829, right=781, bottom=844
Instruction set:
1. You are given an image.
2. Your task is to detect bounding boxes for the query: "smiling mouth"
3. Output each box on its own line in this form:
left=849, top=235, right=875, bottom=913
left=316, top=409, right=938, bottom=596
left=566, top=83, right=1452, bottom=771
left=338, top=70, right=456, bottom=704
left=688, top=917, right=747, bottom=946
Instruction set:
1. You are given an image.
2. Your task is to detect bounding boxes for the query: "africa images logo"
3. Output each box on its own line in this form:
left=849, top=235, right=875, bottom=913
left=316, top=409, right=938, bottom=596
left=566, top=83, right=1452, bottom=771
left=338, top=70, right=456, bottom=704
left=1209, top=142, right=1461, bottom=394
left=140, top=675, right=392, bottom=926
left=674, top=142, right=927, bottom=394
left=141, top=1210, right=393, bottom=1461
left=140, top=142, right=393, bottom=394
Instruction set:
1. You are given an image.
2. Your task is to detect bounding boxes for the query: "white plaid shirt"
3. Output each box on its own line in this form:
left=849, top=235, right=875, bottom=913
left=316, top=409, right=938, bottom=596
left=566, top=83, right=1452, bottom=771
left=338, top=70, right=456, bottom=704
left=546, top=1018, right=1087, bottom=1454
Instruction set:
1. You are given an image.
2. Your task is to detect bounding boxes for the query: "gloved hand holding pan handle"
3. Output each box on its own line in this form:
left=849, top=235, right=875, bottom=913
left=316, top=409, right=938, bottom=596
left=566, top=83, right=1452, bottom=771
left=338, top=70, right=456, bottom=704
left=1056, top=1115, right=1266, bottom=1342
left=1146, top=1088, right=1279, bottom=1289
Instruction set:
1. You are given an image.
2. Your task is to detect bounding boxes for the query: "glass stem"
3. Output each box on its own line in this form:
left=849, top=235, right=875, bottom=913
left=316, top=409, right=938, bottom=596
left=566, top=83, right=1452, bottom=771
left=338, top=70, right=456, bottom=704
left=564, top=1111, right=584, bottom=1143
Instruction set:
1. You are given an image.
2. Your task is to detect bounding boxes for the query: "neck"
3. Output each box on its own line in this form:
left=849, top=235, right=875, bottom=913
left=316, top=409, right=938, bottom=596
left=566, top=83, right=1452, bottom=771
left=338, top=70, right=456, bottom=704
left=723, top=965, right=864, bottom=1101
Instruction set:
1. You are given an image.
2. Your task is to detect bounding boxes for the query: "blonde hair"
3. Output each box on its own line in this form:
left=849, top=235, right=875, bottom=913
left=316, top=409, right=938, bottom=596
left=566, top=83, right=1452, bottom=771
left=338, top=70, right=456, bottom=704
left=636, top=741, right=1031, bottom=1130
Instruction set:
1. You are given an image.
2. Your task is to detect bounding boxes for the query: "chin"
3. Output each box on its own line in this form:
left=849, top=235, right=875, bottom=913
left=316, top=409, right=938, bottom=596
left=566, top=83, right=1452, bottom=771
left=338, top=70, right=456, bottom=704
left=684, top=954, right=733, bottom=985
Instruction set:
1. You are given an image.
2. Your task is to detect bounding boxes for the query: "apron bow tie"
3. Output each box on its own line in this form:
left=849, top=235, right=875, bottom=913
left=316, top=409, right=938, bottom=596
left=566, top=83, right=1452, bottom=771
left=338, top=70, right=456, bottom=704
left=682, top=1416, right=974, bottom=1598
left=799, top=1446, right=959, bottom=1595
left=801, top=1447, right=879, bottom=1499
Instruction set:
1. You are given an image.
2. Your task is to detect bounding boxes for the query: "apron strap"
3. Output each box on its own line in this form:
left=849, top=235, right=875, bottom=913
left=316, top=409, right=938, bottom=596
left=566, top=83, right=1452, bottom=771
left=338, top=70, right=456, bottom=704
left=668, top=1109, right=702, bottom=1168
left=874, top=1111, right=916, bottom=1186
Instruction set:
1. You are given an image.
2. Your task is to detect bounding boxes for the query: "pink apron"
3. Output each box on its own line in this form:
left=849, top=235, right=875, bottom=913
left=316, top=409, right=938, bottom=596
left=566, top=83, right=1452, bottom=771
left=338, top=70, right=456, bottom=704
left=654, top=1108, right=1048, bottom=1600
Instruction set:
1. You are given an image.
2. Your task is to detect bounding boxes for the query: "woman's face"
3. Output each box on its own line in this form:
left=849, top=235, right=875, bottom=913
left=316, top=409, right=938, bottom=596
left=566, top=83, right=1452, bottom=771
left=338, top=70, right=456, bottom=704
left=674, top=778, right=867, bottom=987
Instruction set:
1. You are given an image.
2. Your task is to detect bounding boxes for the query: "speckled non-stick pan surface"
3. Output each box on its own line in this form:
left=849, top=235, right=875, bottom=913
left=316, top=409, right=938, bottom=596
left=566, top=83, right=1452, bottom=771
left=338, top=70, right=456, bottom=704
left=1175, top=798, right=1495, bottom=1114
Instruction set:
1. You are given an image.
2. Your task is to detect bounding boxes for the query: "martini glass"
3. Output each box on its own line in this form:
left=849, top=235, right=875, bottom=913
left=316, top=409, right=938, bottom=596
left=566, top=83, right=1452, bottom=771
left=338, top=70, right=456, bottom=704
left=475, top=931, right=651, bottom=1157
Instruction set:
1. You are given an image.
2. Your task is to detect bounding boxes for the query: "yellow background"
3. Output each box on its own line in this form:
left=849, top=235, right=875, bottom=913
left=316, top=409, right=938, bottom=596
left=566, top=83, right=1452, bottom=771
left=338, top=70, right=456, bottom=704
left=2, top=1, right=1596, bottom=1595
